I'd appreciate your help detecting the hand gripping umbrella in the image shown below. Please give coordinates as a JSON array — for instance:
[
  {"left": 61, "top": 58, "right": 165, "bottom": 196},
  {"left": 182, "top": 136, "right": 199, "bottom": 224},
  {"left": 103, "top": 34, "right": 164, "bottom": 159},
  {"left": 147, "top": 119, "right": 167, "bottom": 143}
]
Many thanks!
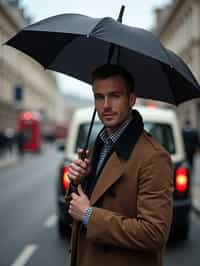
[{"left": 5, "top": 6, "right": 200, "bottom": 165}]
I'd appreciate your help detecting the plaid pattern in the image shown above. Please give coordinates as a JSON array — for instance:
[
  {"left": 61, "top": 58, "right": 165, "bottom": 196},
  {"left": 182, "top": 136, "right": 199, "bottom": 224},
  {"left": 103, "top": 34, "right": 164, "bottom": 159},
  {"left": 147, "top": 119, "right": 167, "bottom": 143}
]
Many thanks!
[{"left": 95, "top": 115, "right": 133, "bottom": 176}]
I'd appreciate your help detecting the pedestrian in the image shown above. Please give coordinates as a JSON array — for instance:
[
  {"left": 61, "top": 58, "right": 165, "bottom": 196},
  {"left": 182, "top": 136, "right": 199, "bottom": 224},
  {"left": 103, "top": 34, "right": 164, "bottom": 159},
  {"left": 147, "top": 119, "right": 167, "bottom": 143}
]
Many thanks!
[
  {"left": 182, "top": 119, "right": 200, "bottom": 172},
  {"left": 0, "top": 129, "right": 6, "bottom": 157},
  {"left": 16, "top": 131, "right": 26, "bottom": 156},
  {"left": 67, "top": 64, "right": 174, "bottom": 266},
  {"left": 5, "top": 128, "right": 15, "bottom": 154}
]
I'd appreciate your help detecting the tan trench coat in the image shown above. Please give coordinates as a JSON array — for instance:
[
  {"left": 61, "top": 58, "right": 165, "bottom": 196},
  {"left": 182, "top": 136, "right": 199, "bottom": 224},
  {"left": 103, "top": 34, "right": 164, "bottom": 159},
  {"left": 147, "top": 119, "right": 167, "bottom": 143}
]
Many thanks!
[{"left": 69, "top": 131, "right": 173, "bottom": 266}]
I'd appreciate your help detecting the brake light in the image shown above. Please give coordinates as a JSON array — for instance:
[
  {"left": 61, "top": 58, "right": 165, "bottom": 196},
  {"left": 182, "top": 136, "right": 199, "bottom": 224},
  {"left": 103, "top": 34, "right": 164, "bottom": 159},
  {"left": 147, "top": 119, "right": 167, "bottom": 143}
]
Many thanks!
[
  {"left": 62, "top": 166, "right": 71, "bottom": 190},
  {"left": 175, "top": 167, "right": 188, "bottom": 193}
]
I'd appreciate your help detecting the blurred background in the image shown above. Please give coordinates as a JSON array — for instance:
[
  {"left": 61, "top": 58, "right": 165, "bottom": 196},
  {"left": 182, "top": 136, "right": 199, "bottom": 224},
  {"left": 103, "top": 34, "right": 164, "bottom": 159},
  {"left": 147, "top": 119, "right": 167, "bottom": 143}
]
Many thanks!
[{"left": 0, "top": 0, "right": 200, "bottom": 265}]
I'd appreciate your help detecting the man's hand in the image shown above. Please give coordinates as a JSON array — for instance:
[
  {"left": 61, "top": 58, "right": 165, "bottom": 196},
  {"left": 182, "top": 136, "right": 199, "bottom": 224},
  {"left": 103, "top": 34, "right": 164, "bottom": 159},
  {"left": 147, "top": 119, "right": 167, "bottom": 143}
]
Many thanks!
[
  {"left": 68, "top": 149, "right": 91, "bottom": 185},
  {"left": 68, "top": 185, "right": 90, "bottom": 221}
]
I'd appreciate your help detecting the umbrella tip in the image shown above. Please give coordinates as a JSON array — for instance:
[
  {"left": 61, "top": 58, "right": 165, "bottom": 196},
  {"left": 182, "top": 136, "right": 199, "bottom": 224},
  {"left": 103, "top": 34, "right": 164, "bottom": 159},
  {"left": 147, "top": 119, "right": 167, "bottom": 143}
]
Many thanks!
[{"left": 118, "top": 5, "right": 125, "bottom": 23}]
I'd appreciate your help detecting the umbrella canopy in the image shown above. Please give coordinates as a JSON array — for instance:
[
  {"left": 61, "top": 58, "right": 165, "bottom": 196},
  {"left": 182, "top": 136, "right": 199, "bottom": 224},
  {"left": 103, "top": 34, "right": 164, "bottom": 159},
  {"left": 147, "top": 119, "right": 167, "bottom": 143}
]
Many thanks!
[{"left": 5, "top": 12, "right": 200, "bottom": 105}]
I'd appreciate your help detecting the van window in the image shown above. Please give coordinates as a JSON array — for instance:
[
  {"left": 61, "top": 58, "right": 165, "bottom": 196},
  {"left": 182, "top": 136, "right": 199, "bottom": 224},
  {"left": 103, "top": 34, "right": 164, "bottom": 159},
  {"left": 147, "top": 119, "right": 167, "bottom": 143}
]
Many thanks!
[
  {"left": 75, "top": 121, "right": 175, "bottom": 155},
  {"left": 75, "top": 122, "right": 102, "bottom": 152},
  {"left": 144, "top": 122, "right": 175, "bottom": 154}
]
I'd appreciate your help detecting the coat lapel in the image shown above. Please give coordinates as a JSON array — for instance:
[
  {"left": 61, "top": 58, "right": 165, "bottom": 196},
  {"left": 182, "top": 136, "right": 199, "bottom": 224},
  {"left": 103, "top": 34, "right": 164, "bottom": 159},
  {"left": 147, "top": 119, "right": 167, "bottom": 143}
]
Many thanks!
[{"left": 90, "top": 152, "right": 125, "bottom": 205}]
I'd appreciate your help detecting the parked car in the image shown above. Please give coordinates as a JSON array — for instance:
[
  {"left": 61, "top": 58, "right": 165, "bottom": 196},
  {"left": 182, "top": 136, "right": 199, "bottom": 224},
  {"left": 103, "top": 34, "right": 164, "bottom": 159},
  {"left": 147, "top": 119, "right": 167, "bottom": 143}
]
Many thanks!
[{"left": 56, "top": 105, "right": 191, "bottom": 240}]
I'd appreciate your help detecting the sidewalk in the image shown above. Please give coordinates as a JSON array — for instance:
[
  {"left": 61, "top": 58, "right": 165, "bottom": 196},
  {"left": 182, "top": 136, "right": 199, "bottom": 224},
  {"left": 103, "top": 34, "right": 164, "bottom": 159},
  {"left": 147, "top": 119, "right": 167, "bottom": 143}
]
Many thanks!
[
  {"left": 192, "top": 154, "right": 200, "bottom": 215},
  {"left": 0, "top": 149, "right": 19, "bottom": 169},
  {"left": 192, "top": 184, "right": 200, "bottom": 215}
]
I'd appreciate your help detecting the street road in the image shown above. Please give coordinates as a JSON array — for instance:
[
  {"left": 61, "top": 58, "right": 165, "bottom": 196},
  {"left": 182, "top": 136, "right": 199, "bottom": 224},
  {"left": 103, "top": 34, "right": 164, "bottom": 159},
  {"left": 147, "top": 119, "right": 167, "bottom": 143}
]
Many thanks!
[
  {"left": 0, "top": 145, "right": 67, "bottom": 266},
  {"left": 0, "top": 145, "right": 200, "bottom": 266}
]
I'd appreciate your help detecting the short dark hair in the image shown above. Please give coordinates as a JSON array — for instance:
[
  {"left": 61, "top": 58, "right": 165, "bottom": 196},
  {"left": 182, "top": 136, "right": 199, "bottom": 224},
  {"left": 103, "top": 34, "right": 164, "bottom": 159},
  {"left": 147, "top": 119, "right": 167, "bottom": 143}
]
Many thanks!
[{"left": 91, "top": 64, "right": 135, "bottom": 93}]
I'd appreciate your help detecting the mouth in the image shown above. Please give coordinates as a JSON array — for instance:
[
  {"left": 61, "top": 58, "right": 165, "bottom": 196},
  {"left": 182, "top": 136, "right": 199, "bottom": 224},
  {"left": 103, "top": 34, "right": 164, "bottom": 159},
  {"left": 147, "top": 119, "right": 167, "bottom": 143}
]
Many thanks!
[
  {"left": 103, "top": 113, "right": 114, "bottom": 117},
  {"left": 102, "top": 113, "right": 115, "bottom": 120}
]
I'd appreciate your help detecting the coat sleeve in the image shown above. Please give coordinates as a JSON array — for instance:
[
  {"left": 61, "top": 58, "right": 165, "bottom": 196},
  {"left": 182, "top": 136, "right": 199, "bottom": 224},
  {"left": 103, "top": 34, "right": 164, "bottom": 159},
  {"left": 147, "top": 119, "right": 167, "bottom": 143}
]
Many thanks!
[{"left": 86, "top": 151, "right": 174, "bottom": 252}]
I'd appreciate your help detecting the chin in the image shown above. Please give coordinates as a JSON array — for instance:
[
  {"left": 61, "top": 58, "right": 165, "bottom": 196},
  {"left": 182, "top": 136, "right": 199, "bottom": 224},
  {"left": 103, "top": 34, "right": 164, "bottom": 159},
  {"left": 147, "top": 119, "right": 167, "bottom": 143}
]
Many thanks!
[{"left": 104, "top": 121, "right": 119, "bottom": 129}]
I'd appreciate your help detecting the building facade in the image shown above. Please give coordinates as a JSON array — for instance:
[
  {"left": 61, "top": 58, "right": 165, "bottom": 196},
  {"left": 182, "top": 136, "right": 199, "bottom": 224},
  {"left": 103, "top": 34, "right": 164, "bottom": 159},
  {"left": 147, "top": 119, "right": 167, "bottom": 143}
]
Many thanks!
[
  {"left": 154, "top": 0, "right": 200, "bottom": 131},
  {"left": 0, "top": 0, "right": 67, "bottom": 134}
]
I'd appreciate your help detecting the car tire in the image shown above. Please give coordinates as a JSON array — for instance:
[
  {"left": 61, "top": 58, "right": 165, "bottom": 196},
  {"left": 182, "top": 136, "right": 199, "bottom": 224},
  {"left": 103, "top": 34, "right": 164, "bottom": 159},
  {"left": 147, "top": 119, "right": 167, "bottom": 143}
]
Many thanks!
[
  {"left": 58, "top": 219, "right": 71, "bottom": 239},
  {"left": 179, "top": 223, "right": 190, "bottom": 241},
  {"left": 172, "top": 222, "right": 190, "bottom": 241}
]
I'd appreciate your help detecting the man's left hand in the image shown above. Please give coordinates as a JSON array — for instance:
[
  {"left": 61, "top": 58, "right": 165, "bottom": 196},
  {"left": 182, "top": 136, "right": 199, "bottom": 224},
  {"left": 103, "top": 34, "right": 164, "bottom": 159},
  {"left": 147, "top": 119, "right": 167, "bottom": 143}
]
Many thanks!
[{"left": 68, "top": 184, "right": 90, "bottom": 221}]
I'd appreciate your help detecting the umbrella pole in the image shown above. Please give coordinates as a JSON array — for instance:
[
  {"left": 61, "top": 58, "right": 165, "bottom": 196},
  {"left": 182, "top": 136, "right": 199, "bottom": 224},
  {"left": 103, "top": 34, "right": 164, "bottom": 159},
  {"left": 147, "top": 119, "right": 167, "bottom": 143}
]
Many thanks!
[
  {"left": 81, "top": 108, "right": 97, "bottom": 159},
  {"left": 107, "top": 5, "right": 125, "bottom": 64}
]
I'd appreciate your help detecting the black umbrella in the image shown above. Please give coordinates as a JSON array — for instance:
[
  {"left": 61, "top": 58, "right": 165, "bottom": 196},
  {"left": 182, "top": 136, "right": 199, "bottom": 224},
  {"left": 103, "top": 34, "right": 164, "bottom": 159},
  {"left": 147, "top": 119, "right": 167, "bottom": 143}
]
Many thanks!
[
  {"left": 4, "top": 6, "right": 200, "bottom": 153},
  {"left": 5, "top": 8, "right": 200, "bottom": 105}
]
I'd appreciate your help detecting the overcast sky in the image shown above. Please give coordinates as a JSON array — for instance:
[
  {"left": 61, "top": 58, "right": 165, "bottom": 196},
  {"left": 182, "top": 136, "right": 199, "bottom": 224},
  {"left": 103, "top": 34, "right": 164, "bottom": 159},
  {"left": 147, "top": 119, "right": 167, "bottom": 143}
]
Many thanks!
[{"left": 20, "top": 0, "right": 171, "bottom": 99}]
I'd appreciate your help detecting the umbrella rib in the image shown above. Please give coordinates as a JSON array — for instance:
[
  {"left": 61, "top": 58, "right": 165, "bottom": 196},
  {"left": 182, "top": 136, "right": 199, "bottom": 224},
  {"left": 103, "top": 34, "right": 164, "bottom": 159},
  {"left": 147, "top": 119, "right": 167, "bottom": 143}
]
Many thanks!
[
  {"left": 44, "top": 17, "right": 109, "bottom": 69},
  {"left": 160, "top": 63, "right": 178, "bottom": 105},
  {"left": 158, "top": 41, "right": 174, "bottom": 69},
  {"left": 44, "top": 34, "right": 80, "bottom": 69},
  {"left": 89, "top": 17, "right": 109, "bottom": 36}
]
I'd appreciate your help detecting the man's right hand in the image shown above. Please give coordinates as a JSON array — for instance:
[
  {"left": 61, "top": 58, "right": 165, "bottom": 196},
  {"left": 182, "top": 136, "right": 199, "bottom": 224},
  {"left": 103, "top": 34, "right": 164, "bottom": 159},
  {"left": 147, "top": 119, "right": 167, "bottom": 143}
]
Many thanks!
[{"left": 68, "top": 149, "right": 91, "bottom": 185}]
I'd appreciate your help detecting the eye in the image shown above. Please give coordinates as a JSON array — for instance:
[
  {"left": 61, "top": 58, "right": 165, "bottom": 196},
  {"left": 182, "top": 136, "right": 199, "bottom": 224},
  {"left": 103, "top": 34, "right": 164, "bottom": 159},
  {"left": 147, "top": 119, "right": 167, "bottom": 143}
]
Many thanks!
[
  {"left": 94, "top": 94, "right": 104, "bottom": 101},
  {"left": 110, "top": 93, "right": 120, "bottom": 99}
]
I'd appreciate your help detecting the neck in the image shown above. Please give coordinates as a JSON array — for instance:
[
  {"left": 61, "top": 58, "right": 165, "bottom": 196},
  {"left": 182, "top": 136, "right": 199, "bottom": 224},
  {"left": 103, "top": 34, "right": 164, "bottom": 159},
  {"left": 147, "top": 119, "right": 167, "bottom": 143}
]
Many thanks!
[{"left": 106, "top": 111, "right": 133, "bottom": 136}]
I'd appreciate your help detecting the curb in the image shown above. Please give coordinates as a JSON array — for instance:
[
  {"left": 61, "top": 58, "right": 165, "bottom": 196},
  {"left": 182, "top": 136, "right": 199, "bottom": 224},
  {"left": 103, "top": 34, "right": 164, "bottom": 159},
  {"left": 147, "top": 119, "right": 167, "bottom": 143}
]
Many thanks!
[
  {"left": 192, "top": 204, "right": 200, "bottom": 217},
  {"left": 0, "top": 157, "right": 18, "bottom": 169}
]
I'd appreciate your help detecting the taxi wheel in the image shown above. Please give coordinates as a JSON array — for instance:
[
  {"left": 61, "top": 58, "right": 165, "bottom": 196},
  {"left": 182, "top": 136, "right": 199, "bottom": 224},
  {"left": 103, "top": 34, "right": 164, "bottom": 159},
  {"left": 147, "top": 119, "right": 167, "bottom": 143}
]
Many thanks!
[
  {"left": 179, "top": 223, "right": 190, "bottom": 241},
  {"left": 175, "top": 223, "right": 190, "bottom": 241}
]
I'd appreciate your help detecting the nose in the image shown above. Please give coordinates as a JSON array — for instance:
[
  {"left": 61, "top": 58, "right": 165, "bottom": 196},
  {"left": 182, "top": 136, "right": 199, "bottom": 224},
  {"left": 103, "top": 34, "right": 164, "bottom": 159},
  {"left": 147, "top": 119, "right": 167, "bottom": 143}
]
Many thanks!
[{"left": 103, "top": 96, "right": 110, "bottom": 109}]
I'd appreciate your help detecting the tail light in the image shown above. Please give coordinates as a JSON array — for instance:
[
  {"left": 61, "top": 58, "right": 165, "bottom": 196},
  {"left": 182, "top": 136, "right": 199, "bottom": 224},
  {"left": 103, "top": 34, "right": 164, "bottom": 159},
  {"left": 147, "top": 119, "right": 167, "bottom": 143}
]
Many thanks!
[
  {"left": 175, "top": 167, "right": 189, "bottom": 193},
  {"left": 62, "top": 166, "right": 71, "bottom": 190}
]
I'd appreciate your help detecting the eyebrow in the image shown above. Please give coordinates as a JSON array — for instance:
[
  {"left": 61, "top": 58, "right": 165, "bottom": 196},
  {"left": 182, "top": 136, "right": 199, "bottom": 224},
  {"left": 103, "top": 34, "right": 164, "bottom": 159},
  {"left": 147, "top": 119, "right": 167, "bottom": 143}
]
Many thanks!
[{"left": 94, "top": 90, "right": 123, "bottom": 96}]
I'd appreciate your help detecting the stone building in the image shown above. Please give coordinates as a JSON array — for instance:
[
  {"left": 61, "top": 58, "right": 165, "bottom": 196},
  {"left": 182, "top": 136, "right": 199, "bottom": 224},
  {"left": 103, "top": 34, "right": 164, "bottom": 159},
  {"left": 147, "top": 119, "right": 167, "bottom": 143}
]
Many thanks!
[
  {"left": 154, "top": 0, "right": 200, "bottom": 131},
  {"left": 0, "top": 0, "right": 67, "bottom": 135}
]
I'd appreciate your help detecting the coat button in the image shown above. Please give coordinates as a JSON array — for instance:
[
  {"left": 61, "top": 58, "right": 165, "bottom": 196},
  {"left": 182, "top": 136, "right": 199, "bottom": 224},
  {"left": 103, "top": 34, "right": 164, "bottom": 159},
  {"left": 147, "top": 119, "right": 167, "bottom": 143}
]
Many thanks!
[
  {"left": 102, "top": 245, "right": 109, "bottom": 253},
  {"left": 109, "top": 190, "right": 116, "bottom": 197},
  {"left": 96, "top": 199, "right": 103, "bottom": 207}
]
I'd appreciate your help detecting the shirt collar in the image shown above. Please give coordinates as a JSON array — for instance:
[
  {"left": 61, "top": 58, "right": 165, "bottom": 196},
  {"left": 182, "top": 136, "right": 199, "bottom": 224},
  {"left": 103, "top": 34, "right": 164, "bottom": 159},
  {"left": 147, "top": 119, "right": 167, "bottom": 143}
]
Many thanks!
[{"left": 99, "top": 115, "right": 133, "bottom": 145}]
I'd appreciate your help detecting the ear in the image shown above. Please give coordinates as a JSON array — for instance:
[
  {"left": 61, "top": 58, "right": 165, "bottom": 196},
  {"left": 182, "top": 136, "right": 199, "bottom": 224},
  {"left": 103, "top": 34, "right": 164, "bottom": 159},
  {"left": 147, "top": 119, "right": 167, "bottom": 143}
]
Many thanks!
[{"left": 129, "top": 93, "right": 136, "bottom": 107}]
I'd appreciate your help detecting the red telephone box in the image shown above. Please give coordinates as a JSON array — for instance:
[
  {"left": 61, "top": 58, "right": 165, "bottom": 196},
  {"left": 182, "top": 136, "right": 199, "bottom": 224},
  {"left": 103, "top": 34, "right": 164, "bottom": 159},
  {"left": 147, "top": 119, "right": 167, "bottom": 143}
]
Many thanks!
[{"left": 18, "top": 112, "right": 41, "bottom": 152}]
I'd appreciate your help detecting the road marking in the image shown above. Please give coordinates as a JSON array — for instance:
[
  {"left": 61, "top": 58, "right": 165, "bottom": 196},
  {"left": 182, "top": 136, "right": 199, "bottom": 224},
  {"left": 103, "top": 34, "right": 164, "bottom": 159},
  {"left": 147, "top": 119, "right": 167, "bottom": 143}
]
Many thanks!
[
  {"left": 44, "top": 214, "right": 57, "bottom": 228},
  {"left": 11, "top": 244, "right": 38, "bottom": 266}
]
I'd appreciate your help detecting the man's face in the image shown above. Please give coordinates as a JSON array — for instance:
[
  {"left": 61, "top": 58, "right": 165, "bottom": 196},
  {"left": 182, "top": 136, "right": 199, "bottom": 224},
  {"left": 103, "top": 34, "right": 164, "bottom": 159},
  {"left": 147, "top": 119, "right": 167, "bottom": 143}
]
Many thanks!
[{"left": 92, "top": 75, "right": 136, "bottom": 135}]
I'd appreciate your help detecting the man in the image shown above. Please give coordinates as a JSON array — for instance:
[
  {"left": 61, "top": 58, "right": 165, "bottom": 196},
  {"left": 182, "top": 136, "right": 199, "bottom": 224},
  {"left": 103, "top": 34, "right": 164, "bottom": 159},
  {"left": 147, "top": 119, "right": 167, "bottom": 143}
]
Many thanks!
[
  {"left": 182, "top": 119, "right": 200, "bottom": 172},
  {"left": 67, "top": 64, "right": 173, "bottom": 266}
]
